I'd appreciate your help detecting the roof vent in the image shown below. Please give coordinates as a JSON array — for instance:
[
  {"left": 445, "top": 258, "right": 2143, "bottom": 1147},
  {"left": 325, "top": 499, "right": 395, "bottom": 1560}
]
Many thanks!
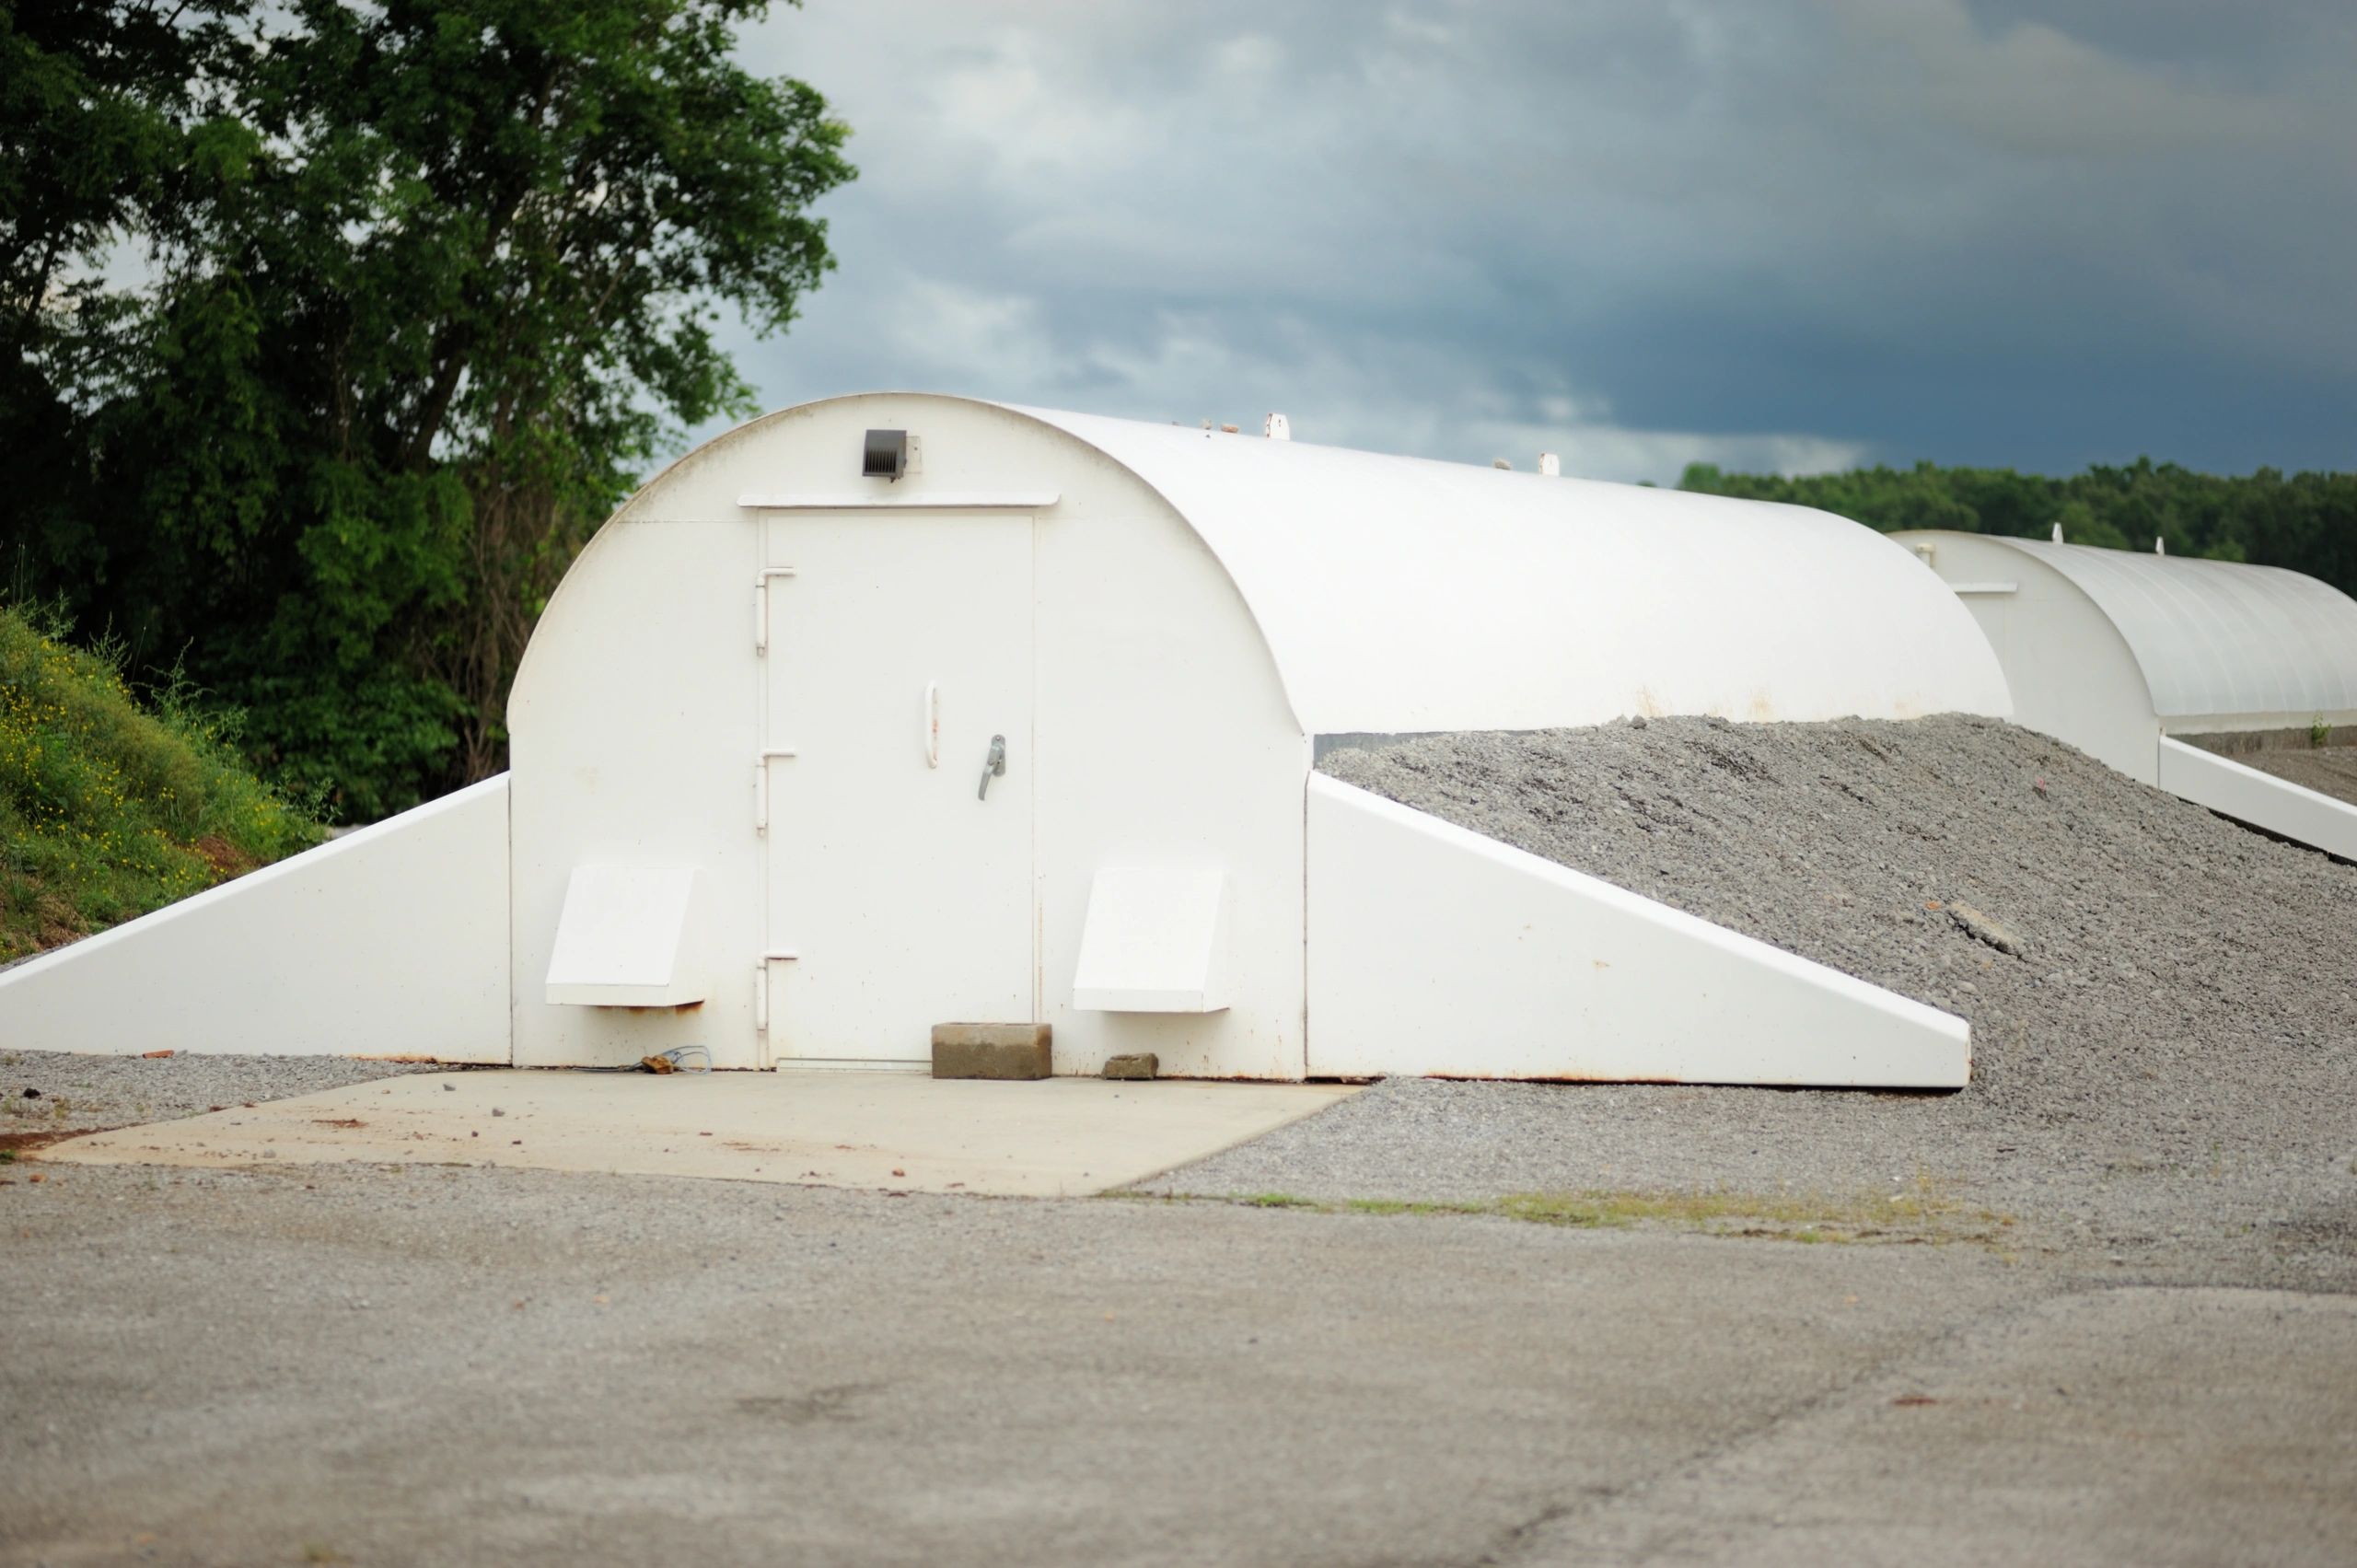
[
  {"left": 2155, "top": 536, "right": 2166, "bottom": 556},
  {"left": 1492, "top": 458, "right": 1513, "bottom": 471},
  {"left": 862, "top": 428, "right": 907, "bottom": 482},
  {"left": 2051, "top": 521, "right": 2063, "bottom": 543},
  {"left": 1538, "top": 452, "right": 1561, "bottom": 477},
  {"left": 1264, "top": 412, "right": 1290, "bottom": 440}
]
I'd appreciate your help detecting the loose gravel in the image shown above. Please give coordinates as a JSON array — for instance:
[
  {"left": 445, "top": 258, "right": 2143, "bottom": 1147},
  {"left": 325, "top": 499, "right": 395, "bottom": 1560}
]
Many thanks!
[
  {"left": 1171, "top": 715, "right": 2357, "bottom": 1281},
  {"left": 2, "top": 1049, "right": 441, "bottom": 1140},
  {"left": 1319, "top": 714, "right": 2357, "bottom": 1135}
]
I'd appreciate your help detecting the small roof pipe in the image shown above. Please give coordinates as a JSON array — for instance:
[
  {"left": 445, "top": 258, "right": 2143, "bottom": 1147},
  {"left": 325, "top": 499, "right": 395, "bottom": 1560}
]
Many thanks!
[{"left": 1538, "top": 452, "right": 1561, "bottom": 477}]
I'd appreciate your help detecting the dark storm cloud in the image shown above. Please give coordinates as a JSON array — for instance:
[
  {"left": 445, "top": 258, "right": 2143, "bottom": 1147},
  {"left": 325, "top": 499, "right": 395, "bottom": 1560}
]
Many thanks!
[{"left": 726, "top": 0, "right": 2357, "bottom": 481}]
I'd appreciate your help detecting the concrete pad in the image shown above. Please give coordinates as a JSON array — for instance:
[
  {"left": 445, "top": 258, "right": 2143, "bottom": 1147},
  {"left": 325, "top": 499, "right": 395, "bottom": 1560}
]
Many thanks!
[{"left": 36, "top": 1069, "right": 1358, "bottom": 1196}]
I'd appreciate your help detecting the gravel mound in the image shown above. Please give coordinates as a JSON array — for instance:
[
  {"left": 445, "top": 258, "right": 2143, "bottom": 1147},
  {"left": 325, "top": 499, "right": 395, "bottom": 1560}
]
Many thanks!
[
  {"left": 1165, "top": 716, "right": 2357, "bottom": 1265},
  {"left": 1318, "top": 714, "right": 2355, "bottom": 1136}
]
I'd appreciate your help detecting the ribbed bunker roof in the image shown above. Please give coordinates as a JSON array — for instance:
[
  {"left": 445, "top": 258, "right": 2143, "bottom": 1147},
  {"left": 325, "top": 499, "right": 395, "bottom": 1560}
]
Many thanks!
[
  {"left": 1959, "top": 535, "right": 2357, "bottom": 720},
  {"left": 1011, "top": 404, "right": 2013, "bottom": 735}
]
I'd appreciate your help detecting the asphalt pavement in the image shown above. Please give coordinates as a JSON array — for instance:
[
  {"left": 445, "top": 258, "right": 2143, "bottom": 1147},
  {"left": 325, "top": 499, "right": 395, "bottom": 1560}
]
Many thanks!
[{"left": 6, "top": 1154, "right": 2351, "bottom": 1568}]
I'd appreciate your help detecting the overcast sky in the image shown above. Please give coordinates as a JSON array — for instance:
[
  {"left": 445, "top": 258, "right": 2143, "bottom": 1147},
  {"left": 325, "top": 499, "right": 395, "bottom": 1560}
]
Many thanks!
[{"left": 724, "top": 0, "right": 2357, "bottom": 483}]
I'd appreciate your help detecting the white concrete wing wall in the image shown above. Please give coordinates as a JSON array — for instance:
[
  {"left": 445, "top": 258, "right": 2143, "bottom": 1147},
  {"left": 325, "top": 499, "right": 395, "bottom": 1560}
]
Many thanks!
[
  {"left": 2156, "top": 739, "right": 2357, "bottom": 862},
  {"left": 1306, "top": 777, "right": 1969, "bottom": 1087},
  {"left": 0, "top": 776, "right": 511, "bottom": 1061}
]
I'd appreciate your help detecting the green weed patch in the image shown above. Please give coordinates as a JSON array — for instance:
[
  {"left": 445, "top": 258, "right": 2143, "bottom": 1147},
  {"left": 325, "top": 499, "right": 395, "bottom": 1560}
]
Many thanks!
[
  {"left": 0, "top": 605, "right": 321, "bottom": 960},
  {"left": 1115, "top": 1179, "right": 2014, "bottom": 1247}
]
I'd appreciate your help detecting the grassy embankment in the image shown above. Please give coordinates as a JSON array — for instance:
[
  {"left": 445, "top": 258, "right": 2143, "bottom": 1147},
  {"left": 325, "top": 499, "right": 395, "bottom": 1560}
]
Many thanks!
[{"left": 0, "top": 605, "right": 321, "bottom": 962}]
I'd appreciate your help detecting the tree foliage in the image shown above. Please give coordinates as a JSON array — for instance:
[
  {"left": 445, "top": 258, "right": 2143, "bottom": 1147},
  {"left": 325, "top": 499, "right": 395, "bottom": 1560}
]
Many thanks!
[
  {"left": 3, "top": 0, "right": 853, "bottom": 819},
  {"left": 1679, "top": 458, "right": 2357, "bottom": 600}
]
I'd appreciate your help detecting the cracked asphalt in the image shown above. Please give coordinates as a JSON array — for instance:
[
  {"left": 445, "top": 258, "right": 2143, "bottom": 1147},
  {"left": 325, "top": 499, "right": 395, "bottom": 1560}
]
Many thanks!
[{"left": 6, "top": 1109, "right": 2352, "bottom": 1567}]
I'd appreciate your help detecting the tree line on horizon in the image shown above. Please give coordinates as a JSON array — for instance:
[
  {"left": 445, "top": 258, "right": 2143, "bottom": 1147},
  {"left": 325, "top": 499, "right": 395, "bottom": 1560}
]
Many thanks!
[
  {"left": 2, "top": 0, "right": 852, "bottom": 820},
  {"left": 1678, "top": 457, "right": 2357, "bottom": 601}
]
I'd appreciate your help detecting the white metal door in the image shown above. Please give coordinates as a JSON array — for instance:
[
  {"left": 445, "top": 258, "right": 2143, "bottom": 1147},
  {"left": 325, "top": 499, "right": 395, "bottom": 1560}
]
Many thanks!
[{"left": 760, "top": 512, "right": 1034, "bottom": 1065}]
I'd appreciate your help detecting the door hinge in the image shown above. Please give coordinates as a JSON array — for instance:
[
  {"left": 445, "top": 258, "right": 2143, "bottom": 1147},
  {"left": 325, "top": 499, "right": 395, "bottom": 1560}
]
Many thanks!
[
  {"left": 755, "top": 950, "right": 797, "bottom": 1035},
  {"left": 754, "top": 748, "right": 797, "bottom": 831},
  {"left": 754, "top": 567, "right": 796, "bottom": 654}
]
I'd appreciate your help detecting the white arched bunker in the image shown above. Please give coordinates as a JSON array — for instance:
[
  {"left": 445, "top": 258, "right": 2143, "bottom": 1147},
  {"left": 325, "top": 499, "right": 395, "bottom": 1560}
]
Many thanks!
[
  {"left": 1898, "top": 529, "right": 2357, "bottom": 861},
  {"left": 0, "top": 395, "right": 2019, "bottom": 1086}
]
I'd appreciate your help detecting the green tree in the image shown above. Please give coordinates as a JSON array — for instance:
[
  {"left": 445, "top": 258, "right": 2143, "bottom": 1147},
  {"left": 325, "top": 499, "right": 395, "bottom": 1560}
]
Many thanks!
[
  {"left": 1681, "top": 457, "right": 2357, "bottom": 600},
  {"left": 5, "top": 0, "right": 853, "bottom": 819},
  {"left": 0, "top": 1, "right": 239, "bottom": 608}
]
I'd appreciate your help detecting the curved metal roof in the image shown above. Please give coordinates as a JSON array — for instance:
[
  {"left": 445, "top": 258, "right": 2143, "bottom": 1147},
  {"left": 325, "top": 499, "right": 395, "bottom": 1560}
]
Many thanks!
[
  {"left": 1013, "top": 404, "right": 2012, "bottom": 734},
  {"left": 1962, "top": 535, "right": 2357, "bottom": 720}
]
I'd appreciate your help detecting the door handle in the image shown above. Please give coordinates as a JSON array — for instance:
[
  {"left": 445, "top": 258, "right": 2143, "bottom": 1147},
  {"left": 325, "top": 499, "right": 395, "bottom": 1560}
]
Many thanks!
[{"left": 978, "top": 734, "right": 1006, "bottom": 800}]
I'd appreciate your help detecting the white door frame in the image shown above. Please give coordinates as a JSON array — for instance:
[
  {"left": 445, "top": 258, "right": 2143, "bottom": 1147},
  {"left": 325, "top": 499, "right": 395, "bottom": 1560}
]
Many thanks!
[{"left": 753, "top": 509, "right": 1037, "bottom": 1068}]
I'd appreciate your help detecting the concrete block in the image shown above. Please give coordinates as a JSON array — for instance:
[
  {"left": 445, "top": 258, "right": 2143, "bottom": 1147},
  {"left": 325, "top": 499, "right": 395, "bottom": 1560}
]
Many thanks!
[
  {"left": 931, "top": 1023, "right": 1051, "bottom": 1080},
  {"left": 1102, "top": 1052, "right": 1159, "bottom": 1081}
]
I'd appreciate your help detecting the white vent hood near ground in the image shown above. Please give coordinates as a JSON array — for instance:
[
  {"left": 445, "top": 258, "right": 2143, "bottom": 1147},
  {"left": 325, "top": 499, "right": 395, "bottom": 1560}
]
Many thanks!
[
  {"left": 1071, "top": 867, "right": 1232, "bottom": 1013},
  {"left": 545, "top": 865, "right": 705, "bottom": 1007}
]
